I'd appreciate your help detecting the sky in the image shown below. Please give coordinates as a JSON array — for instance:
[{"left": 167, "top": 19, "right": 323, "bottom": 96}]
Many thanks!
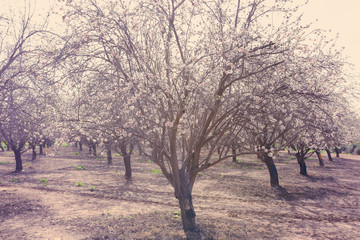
[{"left": 302, "top": 1, "right": 360, "bottom": 77}]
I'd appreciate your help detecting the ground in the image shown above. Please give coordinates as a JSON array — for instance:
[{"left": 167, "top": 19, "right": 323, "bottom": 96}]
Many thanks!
[{"left": 0, "top": 146, "right": 360, "bottom": 240}]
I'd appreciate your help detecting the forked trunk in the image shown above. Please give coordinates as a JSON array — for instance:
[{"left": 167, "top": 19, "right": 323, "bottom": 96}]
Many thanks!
[
  {"left": 316, "top": 151, "right": 324, "bottom": 166},
  {"left": 107, "top": 148, "right": 112, "bottom": 165},
  {"left": 264, "top": 156, "right": 279, "bottom": 187},
  {"left": 326, "top": 149, "right": 333, "bottom": 161},
  {"left": 14, "top": 149, "right": 23, "bottom": 172},
  {"left": 295, "top": 153, "right": 307, "bottom": 176}
]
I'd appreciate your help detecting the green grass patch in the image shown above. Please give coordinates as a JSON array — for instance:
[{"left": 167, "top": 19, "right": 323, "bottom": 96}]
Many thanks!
[
  {"left": 73, "top": 152, "right": 80, "bottom": 155},
  {"left": 288, "top": 156, "right": 296, "bottom": 159},
  {"left": 151, "top": 169, "right": 162, "bottom": 174},
  {"left": 256, "top": 167, "right": 265, "bottom": 170},
  {"left": 283, "top": 161, "right": 289, "bottom": 164},
  {"left": 0, "top": 161, "right": 11, "bottom": 165},
  {"left": 172, "top": 211, "right": 181, "bottom": 217},
  {"left": 24, "top": 162, "right": 30, "bottom": 166},
  {"left": 89, "top": 185, "right": 96, "bottom": 191},
  {"left": 75, "top": 182, "right": 84, "bottom": 187},
  {"left": 115, "top": 153, "right": 121, "bottom": 157},
  {"left": 75, "top": 164, "right": 86, "bottom": 170},
  {"left": 61, "top": 142, "right": 69, "bottom": 147},
  {"left": 10, "top": 178, "right": 20, "bottom": 182},
  {"left": 40, "top": 178, "right": 48, "bottom": 185}
]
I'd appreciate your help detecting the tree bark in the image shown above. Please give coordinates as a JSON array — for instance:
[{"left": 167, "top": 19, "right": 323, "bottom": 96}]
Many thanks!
[
  {"left": 0, "top": 142, "right": 4, "bottom": 151},
  {"left": 123, "top": 155, "right": 131, "bottom": 180},
  {"left": 31, "top": 145, "right": 37, "bottom": 161},
  {"left": 92, "top": 144, "right": 97, "bottom": 156},
  {"left": 120, "top": 144, "right": 132, "bottom": 180},
  {"left": 178, "top": 192, "right": 201, "bottom": 240},
  {"left": 107, "top": 147, "right": 112, "bottom": 165},
  {"left": 264, "top": 156, "right": 279, "bottom": 187},
  {"left": 6, "top": 142, "right": 11, "bottom": 151},
  {"left": 316, "top": 151, "right": 324, "bottom": 166},
  {"left": 232, "top": 144, "right": 237, "bottom": 162},
  {"left": 335, "top": 147, "right": 340, "bottom": 158},
  {"left": 295, "top": 153, "right": 307, "bottom": 176},
  {"left": 79, "top": 142, "right": 83, "bottom": 151},
  {"left": 39, "top": 144, "right": 44, "bottom": 155},
  {"left": 14, "top": 149, "right": 23, "bottom": 172},
  {"left": 325, "top": 149, "right": 333, "bottom": 161}
]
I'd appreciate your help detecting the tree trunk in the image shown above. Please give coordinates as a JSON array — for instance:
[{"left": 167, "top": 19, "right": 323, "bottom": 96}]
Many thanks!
[
  {"left": 264, "top": 156, "right": 279, "bottom": 187},
  {"left": 79, "top": 142, "right": 83, "bottom": 151},
  {"left": 31, "top": 145, "right": 37, "bottom": 161},
  {"left": 178, "top": 193, "right": 201, "bottom": 240},
  {"left": 75, "top": 141, "right": 78, "bottom": 148},
  {"left": 296, "top": 153, "right": 307, "bottom": 176},
  {"left": 6, "top": 142, "right": 11, "bottom": 151},
  {"left": 316, "top": 151, "right": 324, "bottom": 166},
  {"left": 107, "top": 148, "right": 112, "bottom": 165},
  {"left": 14, "top": 149, "right": 23, "bottom": 172},
  {"left": 39, "top": 144, "right": 44, "bottom": 155},
  {"left": 92, "top": 144, "right": 96, "bottom": 156},
  {"left": 0, "top": 143, "right": 4, "bottom": 151},
  {"left": 137, "top": 142, "right": 143, "bottom": 156},
  {"left": 325, "top": 149, "right": 333, "bottom": 161},
  {"left": 232, "top": 144, "right": 237, "bottom": 162},
  {"left": 335, "top": 147, "right": 340, "bottom": 158},
  {"left": 123, "top": 155, "right": 131, "bottom": 180}
]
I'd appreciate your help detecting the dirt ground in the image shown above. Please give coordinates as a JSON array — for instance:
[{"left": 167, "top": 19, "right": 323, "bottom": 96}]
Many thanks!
[{"left": 1, "top": 146, "right": 360, "bottom": 240}]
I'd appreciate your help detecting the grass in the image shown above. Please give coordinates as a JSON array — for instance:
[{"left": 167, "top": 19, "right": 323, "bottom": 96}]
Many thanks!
[
  {"left": 151, "top": 169, "right": 162, "bottom": 174},
  {"left": 89, "top": 185, "right": 97, "bottom": 191},
  {"left": 24, "top": 162, "right": 30, "bottom": 165},
  {"left": 172, "top": 211, "right": 181, "bottom": 216},
  {"left": 40, "top": 178, "right": 48, "bottom": 185},
  {"left": 76, "top": 164, "right": 86, "bottom": 170},
  {"left": 75, "top": 182, "right": 84, "bottom": 187},
  {"left": 61, "top": 142, "right": 69, "bottom": 147},
  {"left": 288, "top": 156, "right": 296, "bottom": 159},
  {"left": 256, "top": 167, "right": 265, "bottom": 170},
  {"left": 115, "top": 153, "right": 121, "bottom": 157},
  {"left": 10, "top": 178, "right": 20, "bottom": 182},
  {"left": 73, "top": 152, "right": 80, "bottom": 155},
  {"left": 0, "top": 161, "right": 11, "bottom": 165},
  {"left": 283, "top": 161, "right": 289, "bottom": 164}
]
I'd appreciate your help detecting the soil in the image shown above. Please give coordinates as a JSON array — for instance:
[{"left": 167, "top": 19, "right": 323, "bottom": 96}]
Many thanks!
[{"left": 1, "top": 146, "right": 360, "bottom": 240}]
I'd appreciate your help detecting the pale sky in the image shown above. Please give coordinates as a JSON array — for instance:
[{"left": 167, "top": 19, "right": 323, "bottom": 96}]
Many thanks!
[{"left": 302, "top": 0, "right": 360, "bottom": 77}]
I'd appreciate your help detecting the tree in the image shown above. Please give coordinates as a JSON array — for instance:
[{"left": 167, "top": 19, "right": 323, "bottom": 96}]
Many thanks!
[{"left": 56, "top": 0, "right": 352, "bottom": 238}]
